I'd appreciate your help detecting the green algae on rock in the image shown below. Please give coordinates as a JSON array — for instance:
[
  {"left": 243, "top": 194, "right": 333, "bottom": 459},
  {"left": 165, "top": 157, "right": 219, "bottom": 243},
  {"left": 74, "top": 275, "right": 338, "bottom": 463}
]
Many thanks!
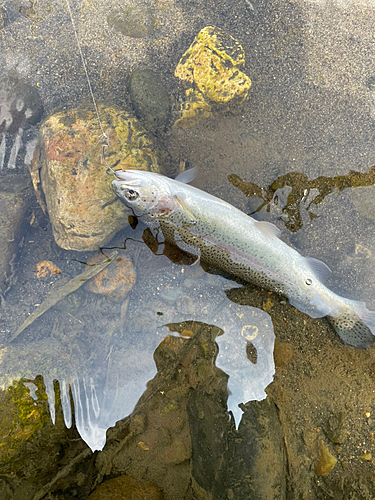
[
  {"left": 39, "top": 104, "right": 162, "bottom": 251},
  {"left": 174, "top": 26, "right": 251, "bottom": 128},
  {"left": 0, "top": 378, "right": 52, "bottom": 466}
]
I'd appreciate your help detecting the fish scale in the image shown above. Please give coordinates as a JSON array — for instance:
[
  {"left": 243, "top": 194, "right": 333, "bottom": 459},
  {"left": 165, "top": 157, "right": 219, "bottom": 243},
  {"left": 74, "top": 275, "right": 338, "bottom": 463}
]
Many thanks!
[{"left": 112, "top": 168, "right": 375, "bottom": 349}]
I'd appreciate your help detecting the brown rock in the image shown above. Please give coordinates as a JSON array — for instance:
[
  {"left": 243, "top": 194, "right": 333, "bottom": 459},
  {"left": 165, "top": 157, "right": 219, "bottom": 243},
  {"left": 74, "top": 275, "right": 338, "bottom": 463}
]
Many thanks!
[
  {"left": 87, "top": 475, "right": 163, "bottom": 500},
  {"left": 86, "top": 252, "right": 136, "bottom": 301},
  {"left": 39, "top": 104, "right": 162, "bottom": 251}
]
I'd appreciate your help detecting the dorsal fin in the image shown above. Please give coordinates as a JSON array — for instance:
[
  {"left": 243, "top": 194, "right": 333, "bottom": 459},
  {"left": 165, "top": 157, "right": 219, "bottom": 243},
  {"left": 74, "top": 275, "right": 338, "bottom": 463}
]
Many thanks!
[
  {"left": 175, "top": 167, "right": 198, "bottom": 184},
  {"left": 254, "top": 220, "right": 281, "bottom": 239},
  {"left": 303, "top": 257, "right": 332, "bottom": 283}
]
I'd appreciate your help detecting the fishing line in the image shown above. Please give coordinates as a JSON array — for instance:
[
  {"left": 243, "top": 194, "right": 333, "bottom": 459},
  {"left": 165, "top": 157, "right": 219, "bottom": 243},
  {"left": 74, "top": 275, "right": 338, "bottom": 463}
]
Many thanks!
[{"left": 63, "top": 0, "right": 116, "bottom": 174}]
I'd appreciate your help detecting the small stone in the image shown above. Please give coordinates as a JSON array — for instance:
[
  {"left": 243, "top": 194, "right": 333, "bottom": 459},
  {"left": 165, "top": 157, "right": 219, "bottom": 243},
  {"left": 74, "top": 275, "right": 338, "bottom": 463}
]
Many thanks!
[
  {"left": 86, "top": 253, "right": 136, "bottom": 301},
  {"left": 36, "top": 260, "right": 61, "bottom": 278},
  {"left": 326, "top": 412, "right": 347, "bottom": 444},
  {"left": 137, "top": 441, "right": 149, "bottom": 451},
  {"left": 107, "top": 7, "right": 157, "bottom": 38},
  {"left": 87, "top": 475, "right": 163, "bottom": 499},
  {"left": 359, "top": 453, "right": 372, "bottom": 461},
  {"left": 180, "top": 329, "right": 194, "bottom": 338},
  {"left": 315, "top": 440, "right": 337, "bottom": 477}
]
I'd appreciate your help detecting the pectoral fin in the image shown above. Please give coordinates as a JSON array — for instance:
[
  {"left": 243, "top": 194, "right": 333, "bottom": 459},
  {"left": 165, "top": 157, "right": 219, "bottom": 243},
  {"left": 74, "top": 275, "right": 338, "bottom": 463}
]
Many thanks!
[{"left": 174, "top": 193, "right": 197, "bottom": 225}]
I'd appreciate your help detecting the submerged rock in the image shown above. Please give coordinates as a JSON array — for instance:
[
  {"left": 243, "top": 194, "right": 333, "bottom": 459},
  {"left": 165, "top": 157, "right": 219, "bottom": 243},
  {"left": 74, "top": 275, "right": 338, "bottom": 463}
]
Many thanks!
[
  {"left": 107, "top": 6, "right": 157, "bottom": 38},
  {"left": 0, "top": 76, "right": 43, "bottom": 172},
  {"left": 87, "top": 475, "right": 163, "bottom": 499},
  {"left": 0, "top": 76, "right": 43, "bottom": 134},
  {"left": 0, "top": 379, "right": 50, "bottom": 467},
  {"left": 129, "top": 68, "right": 170, "bottom": 134},
  {"left": 39, "top": 103, "right": 162, "bottom": 251},
  {"left": 174, "top": 26, "right": 251, "bottom": 128},
  {"left": 0, "top": 175, "right": 31, "bottom": 295},
  {"left": 326, "top": 412, "right": 347, "bottom": 444},
  {"left": 87, "top": 252, "right": 136, "bottom": 302}
]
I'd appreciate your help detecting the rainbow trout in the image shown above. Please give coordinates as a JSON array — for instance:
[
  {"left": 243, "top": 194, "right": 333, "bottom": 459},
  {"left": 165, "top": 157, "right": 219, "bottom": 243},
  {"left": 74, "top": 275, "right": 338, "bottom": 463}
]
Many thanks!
[{"left": 112, "top": 168, "right": 375, "bottom": 349}]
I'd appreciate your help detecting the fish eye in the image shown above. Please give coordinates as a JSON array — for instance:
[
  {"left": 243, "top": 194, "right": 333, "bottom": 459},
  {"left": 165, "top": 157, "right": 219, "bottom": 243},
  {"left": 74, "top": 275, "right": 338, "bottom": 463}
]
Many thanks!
[
  {"left": 305, "top": 278, "right": 313, "bottom": 286},
  {"left": 125, "top": 189, "right": 139, "bottom": 201}
]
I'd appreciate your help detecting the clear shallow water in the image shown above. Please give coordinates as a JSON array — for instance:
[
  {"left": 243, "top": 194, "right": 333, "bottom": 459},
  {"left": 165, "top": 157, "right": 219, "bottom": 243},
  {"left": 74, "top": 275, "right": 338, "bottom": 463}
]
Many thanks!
[{"left": 1, "top": 0, "right": 375, "bottom": 497}]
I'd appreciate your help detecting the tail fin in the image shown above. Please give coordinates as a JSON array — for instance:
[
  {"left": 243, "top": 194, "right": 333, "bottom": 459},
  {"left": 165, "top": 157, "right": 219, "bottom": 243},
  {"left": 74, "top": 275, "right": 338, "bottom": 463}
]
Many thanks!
[{"left": 328, "top": 301, "right": 375, "bottom": 349}]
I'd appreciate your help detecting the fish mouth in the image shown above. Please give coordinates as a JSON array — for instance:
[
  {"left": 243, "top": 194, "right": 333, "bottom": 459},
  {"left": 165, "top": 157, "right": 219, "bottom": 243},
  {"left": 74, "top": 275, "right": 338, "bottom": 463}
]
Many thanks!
[
  {"left": 114, "top": 169, "right": 131, "bottom": 180},
  {"left": 113, "top": 170, "right": 142, "bottom": 186}
]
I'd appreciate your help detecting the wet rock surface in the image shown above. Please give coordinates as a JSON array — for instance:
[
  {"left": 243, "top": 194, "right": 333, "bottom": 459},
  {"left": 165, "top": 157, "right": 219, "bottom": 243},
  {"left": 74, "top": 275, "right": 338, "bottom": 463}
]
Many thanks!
[
  {"left": 230, "top": 398, "right": 286, "bottom": 500},
  {"left": 39, "top": 103, "right": 162, "bottom": 251}
]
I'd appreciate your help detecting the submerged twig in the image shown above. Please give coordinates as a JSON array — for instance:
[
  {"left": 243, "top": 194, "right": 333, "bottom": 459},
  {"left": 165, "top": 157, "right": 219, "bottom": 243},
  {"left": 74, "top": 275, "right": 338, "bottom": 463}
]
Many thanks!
[
  {"left": 32, "top": 448, "right": 92, "bottom": 500},
  {"left": 9, "top": 251, "right": 118, "bottom": 343}
]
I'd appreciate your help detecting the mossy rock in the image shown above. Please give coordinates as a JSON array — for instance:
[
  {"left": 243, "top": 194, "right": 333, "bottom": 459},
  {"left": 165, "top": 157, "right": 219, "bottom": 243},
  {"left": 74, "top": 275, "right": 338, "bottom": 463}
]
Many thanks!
[{"left": 39, "top": 103, "right": 163, "bottom": 251}]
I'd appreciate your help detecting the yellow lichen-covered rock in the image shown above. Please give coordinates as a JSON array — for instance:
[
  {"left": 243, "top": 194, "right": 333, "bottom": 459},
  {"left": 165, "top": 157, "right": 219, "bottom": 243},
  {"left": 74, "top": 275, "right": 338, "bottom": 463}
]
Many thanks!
[
  {"left": 39, "top": 104, "right": 162, "bottom": 251},
  {"left": 175, "top": 88, "right": 213, "bottom": 130},
  {"left": 174, "top": 26, "right": 251, "bottom": 128}
]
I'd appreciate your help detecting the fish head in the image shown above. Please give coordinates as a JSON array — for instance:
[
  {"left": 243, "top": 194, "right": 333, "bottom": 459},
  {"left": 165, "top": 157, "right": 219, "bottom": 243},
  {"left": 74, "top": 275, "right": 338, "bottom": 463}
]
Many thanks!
[{"left": 112, "top": 169, "right": 179, "bottom": 218}]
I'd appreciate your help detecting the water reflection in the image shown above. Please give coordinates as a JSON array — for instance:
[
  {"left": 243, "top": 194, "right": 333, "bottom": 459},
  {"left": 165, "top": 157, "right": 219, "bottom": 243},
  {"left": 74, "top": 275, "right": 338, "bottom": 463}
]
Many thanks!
[
  {"left": 0, "top": 230, "right": 275, "bottom": 451},
  {"left": 229, "top": 165, "right": 375, "bottom": 232},
  {"left": 2, "top": 163, "right": 375, "bottom": 451}
]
